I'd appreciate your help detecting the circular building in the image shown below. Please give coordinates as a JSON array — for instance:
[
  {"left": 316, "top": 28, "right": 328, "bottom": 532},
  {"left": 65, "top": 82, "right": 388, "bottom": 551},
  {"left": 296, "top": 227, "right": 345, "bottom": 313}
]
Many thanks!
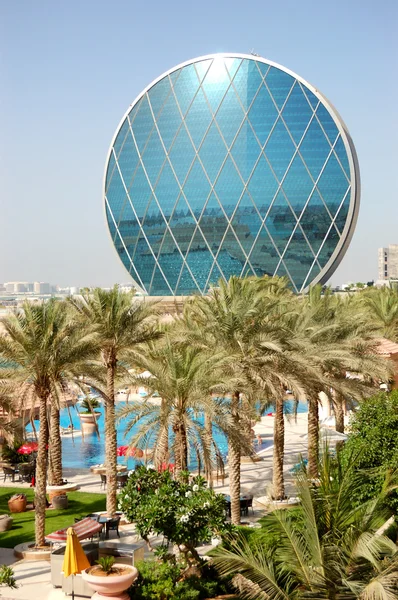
[{"left": 104, "top": 53, "right": 360, "bottom": 295}]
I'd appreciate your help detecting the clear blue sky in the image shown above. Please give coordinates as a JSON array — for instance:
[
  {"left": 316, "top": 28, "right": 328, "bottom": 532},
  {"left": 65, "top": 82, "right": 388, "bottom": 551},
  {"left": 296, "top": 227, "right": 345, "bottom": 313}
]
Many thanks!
[{"left": 1, "top": 0, "right": 397, "bottom": 288}]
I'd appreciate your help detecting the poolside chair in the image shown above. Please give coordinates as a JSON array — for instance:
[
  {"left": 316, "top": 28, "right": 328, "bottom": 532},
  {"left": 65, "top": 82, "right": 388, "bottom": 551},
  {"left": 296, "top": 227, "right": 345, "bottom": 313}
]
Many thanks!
[
  {"left": 239, "top": 499, "right": 247, "bottom": 516},
  {"left": 105, "top": 516, "right": 120, "bottom": 539},
  {"left": 86, "top": 513, "right": 100, "bottom": 522},
  {"left": 117, "top": 474, "right": 128, "bottom": 489},
  {"left": 19, "top": 464, "right": 34, "bottom": 483},
  {"left": 3, "top": 467, "right": 16, "bottom": 483},
  {"left": 74, "top": 516, "right": 103, "bottom": 540},
  {"left": 100, "top": 474, "right": 107, "bottom": 489},
  {"left": 86, "top": 515, "right": 103, "bottom": 541},
  {"left": 223, "top": 495, "right": 231, "bottom": 518},
  {"left": 245, "top": 497, "right": 254, "bottom": 515},
  {"left": 240, "top": 498, "right": 252, "bottom": 517}
]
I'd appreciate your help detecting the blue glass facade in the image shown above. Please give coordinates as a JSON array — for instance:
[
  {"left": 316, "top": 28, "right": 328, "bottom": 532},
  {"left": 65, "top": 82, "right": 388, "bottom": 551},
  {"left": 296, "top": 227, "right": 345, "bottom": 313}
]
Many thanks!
[{"left": 105, "top": 54, "right": 359, "bottom": 295}]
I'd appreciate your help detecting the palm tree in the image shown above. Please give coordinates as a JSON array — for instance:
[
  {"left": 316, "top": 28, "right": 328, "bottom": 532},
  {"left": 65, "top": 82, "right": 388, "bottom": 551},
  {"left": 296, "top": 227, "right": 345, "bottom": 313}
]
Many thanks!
[
  {"left": 362, "top": 287, "right": 398, "bottom": 342},
  {"left": 185, "top": 277, "right": 267, "bottom": 522},
  {"left": 327, "top": 337, "right": 392, "bottom": 435},
  {"left": 212, "top": 447, "right": 398, "bottom": 599},
  {"left": 0, "top": 300, "right": 96, "bottom": 546},
  {"left": 292, "top": 286, "right": 392, "bottom": 476},
  {"left": 249, "top": 335, "right": 324, "bottom": 499},
  {"left": 68, "top": 286, "right": 160, "bottom": 515},
  {"left": 185, "top": 276, "right": 298, "bottom": 519},
  {"left": 117, "top": 334, "right": 244, "bottom": 478}
]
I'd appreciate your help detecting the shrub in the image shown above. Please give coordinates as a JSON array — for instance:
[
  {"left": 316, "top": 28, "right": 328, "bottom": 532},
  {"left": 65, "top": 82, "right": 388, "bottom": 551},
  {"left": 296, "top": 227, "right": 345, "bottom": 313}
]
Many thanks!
[
  {"left": 340, "top": 390, "right": 398, "bottom": 510},
  {"left": 0, "top": 564, "right": 17, "bottom": 589},
  {"left": 1, "top": 441, "right": 28, "bottom": 464},
  {"left": 132, "top": 559, "right": 231, "bottom": 600},
  {"left": 118, "top": 466, "right": 229, "bottom": 564}
]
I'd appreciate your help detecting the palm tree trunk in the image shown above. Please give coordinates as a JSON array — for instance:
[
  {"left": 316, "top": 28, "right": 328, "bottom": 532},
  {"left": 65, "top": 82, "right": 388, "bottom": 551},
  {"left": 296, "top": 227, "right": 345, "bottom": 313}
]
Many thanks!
[
  {"left": 35, "top": 395, "right": 49, "bottom": 547},
  {"left": 105, "top": 361, "right": 117, "bottom": 516},
  {"left": 229, "top": 391, "right": 241, "bottom": 525},
  {"left": 173, "top": 421, "right": 188, "bottom": 475},
  {"left": 173, "top": 425, "right": 182, "bottom": 474},
  {"left": 46, "top": 406, "right": 53, "bottom": 485},
  {"left": 293, "top": 398, "right": 299, "bottom": 424},
  {"left": 334, "top": 393, "right": 345, "bottom": 434},
  {"left": 48, "top": 403, "right": 63, "bottom": 486},
  {"left": 241, "top": 394, "right": 252, "bottom": 457},
  {"left": 272, "top": 395, "right": 285, "bottom": 500},
  {"left": 307, "top": 395, "right": 319, "bottom": 478},
  {"left": 204, "top": 412, "right": 214, "bottom": 488},
  {"left": 154, "top": 398, "right": 169, "bottom": 469},
  {"left": 181, "top": 421, "right": 188, "bottom": 472}
]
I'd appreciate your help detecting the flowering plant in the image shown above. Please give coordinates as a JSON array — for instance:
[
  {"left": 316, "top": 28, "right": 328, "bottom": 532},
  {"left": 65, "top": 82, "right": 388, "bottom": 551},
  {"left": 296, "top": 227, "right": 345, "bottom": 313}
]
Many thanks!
[{"left": 118, "top": 466, "right": 228, "bottom": 563}]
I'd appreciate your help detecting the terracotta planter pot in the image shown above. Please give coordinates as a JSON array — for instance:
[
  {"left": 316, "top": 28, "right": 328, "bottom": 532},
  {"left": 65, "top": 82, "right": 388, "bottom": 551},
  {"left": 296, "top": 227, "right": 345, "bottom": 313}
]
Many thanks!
[
  {"left": 51, "top": 494, "right": 68, "bottom": 509},
  {"left": 48, "top": 490, "right": 67, "bottom": 503},
  {"left": 82, "top": 564, "right": 138, "bottom": 600},
  {"left": 80, "top": 412, "right": 101, "bottom": 434},
  {"left": 0, "top": 514, "right": 13, "bottom": 531},
  {"left": 79, "top": 412, "right": 101, "bottom": 424},
  {"left": 8, "top": 496, "right": 27, "bottom": 513}
]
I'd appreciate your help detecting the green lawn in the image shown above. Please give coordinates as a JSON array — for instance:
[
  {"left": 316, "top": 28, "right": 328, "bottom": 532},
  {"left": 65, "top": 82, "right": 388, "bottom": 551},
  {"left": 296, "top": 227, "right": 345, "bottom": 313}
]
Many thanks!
[{"left": 0, "top": 488, "right": 106, "bottom": 548}]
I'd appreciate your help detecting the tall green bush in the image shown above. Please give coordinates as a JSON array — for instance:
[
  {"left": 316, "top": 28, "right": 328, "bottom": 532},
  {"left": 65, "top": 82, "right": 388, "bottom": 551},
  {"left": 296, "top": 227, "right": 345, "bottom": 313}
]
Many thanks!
[
  {"left": 132, "top": 560, "right": 226, "bottom": 600},
  {"left": 340, "top": 389, "right": 398, "bottom": 509},
  {"left": 1, "top": 441, "right": 28, "bottom": 465},
  {"left": 118, "top": 466, "right": 228, "bottom": 563}
]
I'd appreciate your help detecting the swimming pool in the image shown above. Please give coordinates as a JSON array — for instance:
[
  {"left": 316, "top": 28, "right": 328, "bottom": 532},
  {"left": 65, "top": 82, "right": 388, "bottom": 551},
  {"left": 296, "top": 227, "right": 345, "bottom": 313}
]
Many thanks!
[{"left": 26, "top": 399, "right": 308, "bottom": 470}]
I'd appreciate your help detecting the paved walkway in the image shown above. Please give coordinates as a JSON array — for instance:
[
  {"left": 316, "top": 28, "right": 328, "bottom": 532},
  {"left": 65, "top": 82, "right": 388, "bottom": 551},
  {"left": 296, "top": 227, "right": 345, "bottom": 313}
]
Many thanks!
[{"left": 0, "top": 413, "right": 312, "bottom": 599}]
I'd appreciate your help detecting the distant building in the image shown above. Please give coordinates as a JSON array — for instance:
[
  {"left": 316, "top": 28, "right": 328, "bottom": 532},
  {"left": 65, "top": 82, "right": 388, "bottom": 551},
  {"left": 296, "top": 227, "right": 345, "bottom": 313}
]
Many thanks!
[
  {"left": 5, "top": 281, "right": 30, "bottom": 293},
  {"left": 378, "top": 245, "right": 398, "bottom": 280},
  {"left": 33, "top": 282, "right": 51, "bottom": 294}
]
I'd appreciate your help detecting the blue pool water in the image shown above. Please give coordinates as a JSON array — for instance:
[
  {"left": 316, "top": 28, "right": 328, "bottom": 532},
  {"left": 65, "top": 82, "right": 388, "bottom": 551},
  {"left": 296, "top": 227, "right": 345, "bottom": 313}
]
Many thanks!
[{"left": 26, "top": 399, "right": 308, "bottom": 470}]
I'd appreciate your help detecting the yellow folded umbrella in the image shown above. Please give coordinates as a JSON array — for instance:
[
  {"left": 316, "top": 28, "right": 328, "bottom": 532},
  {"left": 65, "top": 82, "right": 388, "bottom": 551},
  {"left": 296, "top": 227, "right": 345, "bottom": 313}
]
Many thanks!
[{"left": 62, "top": 527, "right": 90, "bottom": 599}]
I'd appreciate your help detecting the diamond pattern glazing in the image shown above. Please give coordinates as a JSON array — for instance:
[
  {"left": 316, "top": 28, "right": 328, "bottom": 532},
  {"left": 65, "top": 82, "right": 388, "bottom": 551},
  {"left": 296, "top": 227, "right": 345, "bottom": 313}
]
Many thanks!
[{"left": 105, "top": 54, "right": 359, "bottom": 294}]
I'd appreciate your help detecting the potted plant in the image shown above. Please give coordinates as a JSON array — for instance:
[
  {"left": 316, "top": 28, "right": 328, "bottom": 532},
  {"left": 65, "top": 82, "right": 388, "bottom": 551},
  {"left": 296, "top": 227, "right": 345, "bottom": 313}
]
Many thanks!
[
  {"left": 51, "top": 493, "right": 68, "bottom": 509},
  {"left": 0, "top": 514, "right": 13, "bottom": 532},
  {"left": 81, "top": 556, "right": 138, "bottom": 600},
  {"left": 79, "top": 397, "right": 102, "bottom": 432},
  {"left": 8, "top": 493, "right": 27, "bottom": 513}
]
